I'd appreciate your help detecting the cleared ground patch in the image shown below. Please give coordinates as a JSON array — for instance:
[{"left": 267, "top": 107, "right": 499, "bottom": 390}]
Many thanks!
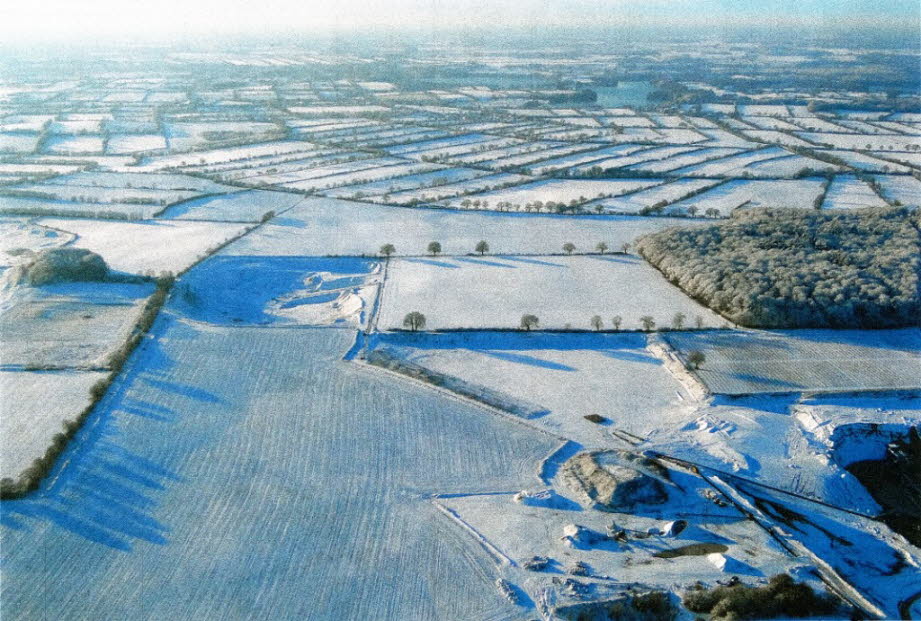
[
  {"left": 376, "top": 254, "right": 725, "bottom": 331},
  {"left": 666, "top": 329, "right": 921, "bottom": 395}
]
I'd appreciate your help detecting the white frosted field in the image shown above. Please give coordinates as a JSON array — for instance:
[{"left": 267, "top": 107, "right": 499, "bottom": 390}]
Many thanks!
[
  {"left": 589, "top": 179, "right": 722, "bottom": 214},
  {"left": 0, "top": 219, "right": 73, "bottom": 266},
  {"left": 376, "top": 254, "right": 726, "bottom": 331},
  {"left": 9, "top": 182, "right": 199, "bottom": 206},
  {"left": 0, "top": 196, "right": 162, "bottom": 219},
  {"left": 627, "top": 147, "right": 744, "bottom": 173},
  {"left": 670, "top": 178, "right": 826, "bottom": 215},
  {"left": 1, "top": 283, "right": 151, "bottom": 368},
  {"left": 226, "top": 197, "right": 691, "bottom": 257},
  {"left": 44, "top": 135, "right": 105, "bottom": 155},
  {"left": 817, "top": 150, "right": 912, "bottom": 173},
  {"left": 38, "top": 218, "right": 251, "bottom": 275},
  {"left": 872, "top": 174, "right": 921, "bottom": 206},
  {"left": 0, "top": 133, "right": 41, "bottom": 153},
  {"left": 571, "top": 145, "right": 701, "bottom": 173},
  {"left": 797, "top": 132, "right": 921, "bottom": 151},
  {"left": 0, "top": 370, "right": 108, "bottom": 481},
  {"left": 442, "top": 178, "right": 662, "bottom": 208},
  {"left": 164, "top": 189, "right": 305, "bottom": 221},
  {"left": 370, "top": 331, "right": 694, "bottom": 444},
  {"left": 821, "top": 175, "right": 888, "bottom": 209},
  {"left": 321, "top": 167, "right": 488, "bottom": 198},
  {"left": 385, "top": 172, "right": 531, "bottom": 205},
  {"left": 105, "top": 134, "right": 168, "bottom": 154}
]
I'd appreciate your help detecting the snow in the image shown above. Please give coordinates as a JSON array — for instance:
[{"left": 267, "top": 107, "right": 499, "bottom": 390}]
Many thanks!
[
  {"left": 226, "top": 197, "right": 690, "bottom": 257},
  {"left": 376, "top": 254, "right": 726, "bottom": 331},
  {"left": 0, "top": 369, "right": 108, "bottom": 481},
  {"left": 367, "top": 331, "right": 694, "bottom": 446},
  {"left": 174, "top": 256, "right": 380, "bottom": 328},
  {"left": 44, "top": 135, "right": 105, "bottom": 155},
  {"left": 669, "top": 178, "right": 826, "bottom": 215},
  {"left": 1, "top": 282, "right": 152, "bottom": 368},
  {"left": 821, "top": 175, "right": 888, "bottom": 209},
  {"left": 105, "top": 134, "right": 167, "bottom": 154},
  {"left": 665, "top": 328, "right": 921, "bottom": 396},
  {"left": 0, "top": 219, "right": 73, "bottom": 266},
  {"left": 162, "top": 190, "right": 304, "bottom": 221},
  {"left": 37, "top": 218, "right": 251, "bottom": 275},
  {"left": 442, "top": 178, "right": 662, "bottom": 208},
  {"left": 872, "top": 174, "right": 921, "bottom": 207},
  {"left": 589, "top": 179, "right": 721, "bottom": 214}
]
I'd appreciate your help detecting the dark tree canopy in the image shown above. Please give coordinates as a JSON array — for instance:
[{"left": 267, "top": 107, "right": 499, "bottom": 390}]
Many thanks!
[{"left": 637, "top": 207, "right": 920, "bottom": 329}]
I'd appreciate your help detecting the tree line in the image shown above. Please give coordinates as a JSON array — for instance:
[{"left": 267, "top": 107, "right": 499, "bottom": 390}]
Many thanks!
[{"left": 637, "top": 207, "right": 920, "bottom": 329}]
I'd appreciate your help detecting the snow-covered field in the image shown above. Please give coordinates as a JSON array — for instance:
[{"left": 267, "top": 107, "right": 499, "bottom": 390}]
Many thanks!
[
  {"left": 0, "top": 133, "right": 41, "bottom": 153},
  {"left": 0, "top": 321, "right": 556, "bottom": 620},
  {"left": 666, "top": 328, "right": 921, "bottom": 395},
  {"left": 821, "top": 175, "right": 888, "bottom": 209},
  {"left": 0, "top": 219, "right": 73, "bottom": 266},
  {"left": 588, "top": 179, "right": 722, "bottom": 214},
  {"left": 442, "top": 178, "right": 662, "bottom": 208},
  {"left": 321, "top": 167, "right": 488, "bottom": 199},
  {"left": 1, "top": 282, "right": 151, "bottom": 368},
  {"left": 174, "top": 256, "right": 380, "bottom": 327},
  {"left": 872, "top": 174, "right": 921, "bottom": 206},
  {"left": 162, "top": 190, "right": 304, "bottom": 221},
  {"left": 227, "top": 197, "right": 690, "bottom": 257},
  {"left": 0, "top": 369, "right": 107, "bottom": 481},
  {"left": 669, "top": 178, "right": 826, "bottom": 215},
  {"left": 376, "top": 254, "right": 726, "bottom": 331},
  {"left": 385, "top": 172, "right": 531, "bottom": 205},
  {"left": 0, "top": 195, "right": 163, "bottom": 219},
  {"left": 44, "top": 135, "right": 105, "bottom": 155},
  {"left": 368, "top": 331, "right": 693, "bottom": 445},
  {"left": 106, "top": 134, "right": 167, "bottom": 154},
  {"left": 38, "top": 218, "right": 251, "bottom": 275},
  {"left": 797, "top": 132, "right": 921, "bottom": 151}
]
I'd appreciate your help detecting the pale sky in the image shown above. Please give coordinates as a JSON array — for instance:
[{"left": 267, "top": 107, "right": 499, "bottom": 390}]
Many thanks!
[{"left": 1, "top": 0, "right": 917, "bottom": 43}]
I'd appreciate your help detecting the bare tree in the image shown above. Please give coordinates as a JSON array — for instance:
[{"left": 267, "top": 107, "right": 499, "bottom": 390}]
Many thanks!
[
  {"left": 596, "top": 241, "right": 608, "bottom": 254},
  {"left": 672, "top": 312, "right": 686, "bottom": 330},
  {"left": 590, "top": 315, "right": 603, "bottom": 331},
  {"left": 379, "top": 243, "right": 395, "bottom": 258},
  {"left": 686, "top": 350, "right": 706, "bottom": 370},
  {"left": 403, "top": 311, "right": 426, "bottom": 331},
  {"left": 694, "top": 315, "right": 704, "bottom": 329},
  {"left": 640, "top": 316, "right": 656, "bottom": 331},
  {"left": 621, "top": 242, "right": 630, "bottom": 254},
  {"left": 611, "top": 315, "right": 622, "bottom": 330},
  {"left": 427, "top": 241, "right": 442, "bottom": 256},
  {"left": 520, "top": 314, "right": 539, "bottom": 331},
  {"left": 475, "top": 240, "right": 489, "bottom": 255},
  {"left": 563, "top": 242, "right": 576, "bottom": 255}
]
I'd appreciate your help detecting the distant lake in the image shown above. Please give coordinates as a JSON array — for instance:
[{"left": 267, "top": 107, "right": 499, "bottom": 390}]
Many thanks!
[{"left": 595, "top": 81, "right": 654, "bottom": 108}]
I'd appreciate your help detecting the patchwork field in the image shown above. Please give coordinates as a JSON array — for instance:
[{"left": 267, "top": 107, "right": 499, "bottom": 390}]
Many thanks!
[
  {"left": 376, "top": 254, "right": 726, "bottom": 331},
  {"left": 666, "top": 328, "right": 921, "bottom": 395}
]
